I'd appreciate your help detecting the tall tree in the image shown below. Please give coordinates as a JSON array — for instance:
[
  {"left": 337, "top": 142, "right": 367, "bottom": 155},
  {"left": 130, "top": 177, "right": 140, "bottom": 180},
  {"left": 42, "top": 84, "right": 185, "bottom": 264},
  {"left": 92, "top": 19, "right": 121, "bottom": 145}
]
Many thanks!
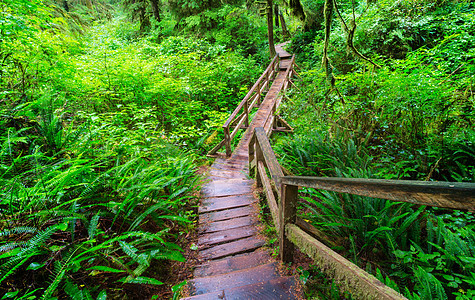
[
  {"left": 267, "top": 0, "right": 276, "bottom": 57},
  {"left": 150, "top": 0, "right": 161, "bottom": 22}
]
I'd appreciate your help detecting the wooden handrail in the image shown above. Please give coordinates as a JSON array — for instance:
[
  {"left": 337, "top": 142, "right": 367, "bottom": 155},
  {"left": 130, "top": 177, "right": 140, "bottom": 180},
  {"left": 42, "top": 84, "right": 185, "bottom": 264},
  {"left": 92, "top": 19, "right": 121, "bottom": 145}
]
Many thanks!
[
  {"left": 249, "top": 125, "right": 475, "bottom": 299},
  {"left": 208, "top": 54, "right": 298, "bottom": 157},
  {"left": 223, "top": 55, "right": 279, "bottom": 129},
  {"left": 280, "top": 176, "right": 475, "bottom": 211}
]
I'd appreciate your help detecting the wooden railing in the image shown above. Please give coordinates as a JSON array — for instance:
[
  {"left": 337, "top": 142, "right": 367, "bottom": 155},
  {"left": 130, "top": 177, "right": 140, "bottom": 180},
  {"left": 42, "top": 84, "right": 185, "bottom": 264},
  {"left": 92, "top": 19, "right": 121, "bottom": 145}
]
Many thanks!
[
  {"left": 249, "top": 126, "right": 475, "bottom": 299},
  {"left": 207, "top": 54, "right": 296, "bottom": 157},
  {"left": 207, "top": 55, "right": 279, "bottom": 157}
]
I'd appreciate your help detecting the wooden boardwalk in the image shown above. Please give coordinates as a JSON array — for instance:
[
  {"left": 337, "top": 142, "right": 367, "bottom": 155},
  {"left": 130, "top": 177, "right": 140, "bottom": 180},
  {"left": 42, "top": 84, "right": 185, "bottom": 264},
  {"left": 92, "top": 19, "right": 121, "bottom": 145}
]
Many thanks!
[{"left": 182, "top": 44, "right": 302, "bottom": 300}]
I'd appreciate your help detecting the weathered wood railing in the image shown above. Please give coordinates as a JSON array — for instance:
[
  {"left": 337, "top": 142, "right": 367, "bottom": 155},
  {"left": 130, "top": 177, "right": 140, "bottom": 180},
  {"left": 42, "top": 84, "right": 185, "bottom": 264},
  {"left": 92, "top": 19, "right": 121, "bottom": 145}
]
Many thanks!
[
  {"left": 263, "top": 55, "right": 296, "bottom": 136},
  {"left": 207, "top": 55, "right": 279, "bottom": 157},
  {"left": 208, "top": 54, "right": 297, "bottom": 157},
  {"left": 249, "top": 126, "right": 475, "bottom": 299}
]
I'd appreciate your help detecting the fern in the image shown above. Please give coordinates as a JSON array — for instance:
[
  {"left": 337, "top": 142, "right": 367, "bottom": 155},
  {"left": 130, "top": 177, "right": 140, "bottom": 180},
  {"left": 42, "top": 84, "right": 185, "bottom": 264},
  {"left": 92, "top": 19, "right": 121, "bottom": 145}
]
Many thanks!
[{"left": 88, "top": 212, "right": 101, "bottom": 239}]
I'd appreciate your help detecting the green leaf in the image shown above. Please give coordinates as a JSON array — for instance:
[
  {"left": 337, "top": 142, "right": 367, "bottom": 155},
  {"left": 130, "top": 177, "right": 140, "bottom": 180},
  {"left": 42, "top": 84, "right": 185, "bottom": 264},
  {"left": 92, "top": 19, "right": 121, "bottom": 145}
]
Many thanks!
[
  {"left": 97, "top": 290, "right": 107, "bottom": 300},
  {"left": 27, "top": 262, "right": 45, "bottom": 270},
  {"left": 57, "top": 223, "right": 68, "bottom": 231},
  {"left": 86, "top": 266, "right": 126, "bottom": 273},
  {"left": 1, "top": 291, "right": 19, "bottom": 299},
  {"left": 117, "top": 276, "right": 164, "bottom": 285}
]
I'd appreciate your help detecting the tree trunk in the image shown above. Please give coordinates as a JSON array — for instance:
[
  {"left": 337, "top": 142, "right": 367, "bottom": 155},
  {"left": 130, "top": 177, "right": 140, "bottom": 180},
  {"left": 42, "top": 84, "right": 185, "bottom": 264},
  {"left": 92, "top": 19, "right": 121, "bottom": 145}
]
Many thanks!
[
  {"left": 274, "top": 5, "right": 279, "bottom": 28},
  {"left": 150, "top": 0, "right": 161, "bottom": 22},
  {"left": 279, "top": 12, "right": 289, "bottom": 38},
  {"left": 267, "top": 0, "right": 276, "bottom": 57}
]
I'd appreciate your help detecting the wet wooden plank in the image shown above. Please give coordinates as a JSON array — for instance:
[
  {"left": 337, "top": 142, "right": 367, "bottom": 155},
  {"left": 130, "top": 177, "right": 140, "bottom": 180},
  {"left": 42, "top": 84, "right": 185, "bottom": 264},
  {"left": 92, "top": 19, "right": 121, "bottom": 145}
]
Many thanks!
[
  {"left": 193, "top": 251, "right": 270, "bottom": 278},
  {"left": 200, "top": 194, "right": 256, "bottom": 213},
  {"left": 200, "top": 235, "right": 265, "bottom": 260},
  {"left": 209, "top": 162, "right": 247, "bottom": 172},
  {"left": 198, "top": 225, "right": 259, "bottom": 249},
  {"left": 207, "top": 169, "right": 248, "bottom": 180},
  {"left": 199, "top": 216, "right": 256, "bottom": 234},
  {"left": 200, "top": 206, "right": 255, "bottom": 223},
  {"left": 182, "top": 276, "right": 299, "bottom": 300},
  {"left": 223, "top": 276, "right": 299, "bottom": 300},
  {"left": 201, "top": 179, "right": 253, "bottom": 198},
  {"left": 187, "top": 263, "right": 278, "bottom": 295}
]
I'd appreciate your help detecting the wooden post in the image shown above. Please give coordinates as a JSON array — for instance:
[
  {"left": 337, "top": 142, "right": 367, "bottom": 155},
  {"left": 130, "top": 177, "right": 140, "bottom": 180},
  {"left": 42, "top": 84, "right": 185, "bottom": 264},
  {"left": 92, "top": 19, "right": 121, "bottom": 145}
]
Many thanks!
[
  {"left": 224, "top": 126, "right": 232, "bottom": 157},
  {"left": 257, "top": 81, "right": 262, "bottom": 106},
  {"left": 273, "top": 103, "right": 277, "bottom": 128},
  {"left": 266, "top": 68, "right": 270, "bottom": 90},
  {"left": 255, "top": 142, "right": 264, "bottom": 188},
  {"left": 249, "top": 132, "right": 256, "bottom": 174},
  {"left": 279, "top": 183, "right": 298, "bottom": 263},
  {"left": 244, "top": 98, "right": 249, "bottom": 127}
]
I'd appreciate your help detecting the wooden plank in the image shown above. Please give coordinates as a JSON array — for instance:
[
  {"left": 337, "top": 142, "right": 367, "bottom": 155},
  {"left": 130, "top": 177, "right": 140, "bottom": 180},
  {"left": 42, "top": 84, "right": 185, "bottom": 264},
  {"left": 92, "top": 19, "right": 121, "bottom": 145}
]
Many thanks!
[
  {"left": 209, "top": 162, "right": 247, "bottom": 171},
  {"left": 186, "top": 263, "right": 278, "bottom": 296},
  {"left": 198, "top": 225, "right": 259, "bottom": 249},
  {"left": 199, "top": 216, "right": 256, "bottom": 234},
  {"left": 200, "top": 235, "right": 266, "bottom": 260},
  {"left": 207, "top": 169, "right": 248, "bottom": 180},
  {"left": 201, "top": 179, "right": 253, "bottom": 198},
  {"left": 286, "top": 224, "right": 406, "bottom": 300},
  {"left": 200, "top": 206, "right": 255, "bottom": 223},
  {"left": 182, "top": 277, "right": 300, "bottom": 300},
  {"left": 258, "top": 161, "right": 280, "bottom": 230},
  {"left": 281, "top": 176, "right": 475, "bottom": 211},
  {"left": 222, "top": 276, "right": 299, "bottom": 300},
  {"left": 200, "top": 194, "right": 256, "bottom": 213},
  {"left": 193, "top": 250, "right": 270, "bottom": 278}
]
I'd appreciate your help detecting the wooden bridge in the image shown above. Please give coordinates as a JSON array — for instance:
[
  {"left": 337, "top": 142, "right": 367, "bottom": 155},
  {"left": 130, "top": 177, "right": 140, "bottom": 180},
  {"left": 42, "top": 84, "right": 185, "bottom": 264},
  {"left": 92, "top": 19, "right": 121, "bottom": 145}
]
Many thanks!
[
  {"left": 181, "top": 43, "right": 301, "bottom": 299},
  {"left": 181, "top": 44, "right": 475, "bottom": 300}
]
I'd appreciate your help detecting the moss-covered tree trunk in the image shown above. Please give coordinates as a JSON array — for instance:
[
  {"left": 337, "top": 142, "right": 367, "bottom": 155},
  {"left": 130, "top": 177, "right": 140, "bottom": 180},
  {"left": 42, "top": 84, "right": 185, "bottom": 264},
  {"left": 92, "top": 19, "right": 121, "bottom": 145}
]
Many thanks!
[
  {"left": 267, "top": 0, "right": 276, "bottom": 57},
  {"left": 150, "top": 0, "right": 161, "bottom": 22}
]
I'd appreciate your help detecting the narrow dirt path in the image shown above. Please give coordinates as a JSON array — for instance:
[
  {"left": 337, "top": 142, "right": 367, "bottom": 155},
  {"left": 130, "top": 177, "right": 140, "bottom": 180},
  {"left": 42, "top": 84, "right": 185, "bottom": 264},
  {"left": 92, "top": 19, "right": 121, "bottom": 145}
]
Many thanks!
[{"left": 181, "top": 44, "right": 302, "bottom": 300}]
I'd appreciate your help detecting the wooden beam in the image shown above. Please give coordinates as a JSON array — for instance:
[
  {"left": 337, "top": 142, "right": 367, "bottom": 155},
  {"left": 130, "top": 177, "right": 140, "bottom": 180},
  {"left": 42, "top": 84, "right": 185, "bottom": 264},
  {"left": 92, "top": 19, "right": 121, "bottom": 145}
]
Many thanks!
[
  {"left": 280, "top": 176, "right": 475, "bottom": 211},
  {"left": 286, "top": 224, "right": 407, "bottom": 299},
  {"left": 207, "top": 139, "right": 225, "bottom": 156},
  {"left": 258, "top": 161, "right": 280, "bottom": 230},
  {"left": 254, "top": 127, "right": 284, "bottom": 192},
  {"left": 280, "top": 184, "right": 298, "bottom": 263}
]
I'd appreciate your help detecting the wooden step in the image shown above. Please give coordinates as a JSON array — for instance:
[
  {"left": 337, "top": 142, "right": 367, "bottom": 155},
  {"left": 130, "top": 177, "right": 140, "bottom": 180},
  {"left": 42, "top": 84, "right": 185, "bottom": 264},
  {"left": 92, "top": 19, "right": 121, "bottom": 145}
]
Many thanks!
[
  {"left": 182, "top": 276, "right": 300, "bottom": 300},
  {"left": 198, "top": 225, "right": 259, "bottom": 249},
  {"left": 199, "top": 216, "right": 256, "bottom": 234},
  {"left": 200, "top": 206, "right": 255, "bottom": 223},
  {"left": 199, "top": 235, "right": 265, "bottom": 260},
  {"left": 194, "top": 250, "right": 270, "bottom": 278},
  {"left": 207, "top": 169, "right": 248, "bottom": 180},
  {"left": 186, "top": 262, "right": 279, "bottom": 296},
  {"left": 201, "top": 179, "right": 253, "bottom": 198},
  {"left": 199, "top": 194, "right": 255, "bottom": 213}
]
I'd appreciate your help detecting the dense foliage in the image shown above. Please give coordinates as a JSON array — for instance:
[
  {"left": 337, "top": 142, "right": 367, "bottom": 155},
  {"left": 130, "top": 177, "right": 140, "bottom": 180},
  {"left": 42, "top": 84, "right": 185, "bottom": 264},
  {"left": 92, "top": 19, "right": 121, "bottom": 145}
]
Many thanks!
[
  {"left": 2, "top": 0, "right": 474, "bottom": 299},
  {"left": 0, "top": 0, "right": 266, "bottom": 298},
  {"left": 275, "top": 0, "right": 475, "bottom": 299}
]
